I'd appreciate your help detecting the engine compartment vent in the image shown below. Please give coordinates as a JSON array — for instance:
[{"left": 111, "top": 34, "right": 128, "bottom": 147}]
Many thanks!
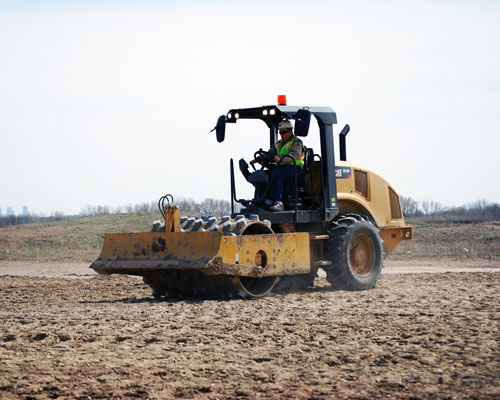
[
  {"left": 354, "top": 169, "right": 369, "bottom": 199},
  {"left": 388, "top": 187, "right": 403, "bottom": 219}
]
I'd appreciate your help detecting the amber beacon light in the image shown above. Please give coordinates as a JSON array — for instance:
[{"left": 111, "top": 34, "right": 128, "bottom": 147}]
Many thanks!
[{"left": 277, "top": 95, "right": 287, "bottom": 105}]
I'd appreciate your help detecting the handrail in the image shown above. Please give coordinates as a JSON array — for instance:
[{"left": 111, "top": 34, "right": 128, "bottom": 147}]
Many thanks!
[
  {"left": 313, "top": 154, "right": 327, "bottom": 213},
  {"left": 230, "top": 159, "right": 237, "bottom": 214},
  {"left": 279, "top": 154, "right": 299, "bottom": 218}
]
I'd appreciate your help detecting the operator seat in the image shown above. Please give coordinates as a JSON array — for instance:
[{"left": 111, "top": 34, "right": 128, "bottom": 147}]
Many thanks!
[{"left": 283, "top": 147, "right": 315, "bottom": 210}]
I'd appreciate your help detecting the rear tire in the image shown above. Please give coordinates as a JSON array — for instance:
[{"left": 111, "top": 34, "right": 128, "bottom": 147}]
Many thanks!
[{"left": 324, "top": 215, "right": 383, "bottom": 291}]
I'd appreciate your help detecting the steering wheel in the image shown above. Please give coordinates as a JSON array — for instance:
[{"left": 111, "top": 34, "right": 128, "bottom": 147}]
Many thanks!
[{"left": 253, "top": 149, "right": 275, "bottom": 169}]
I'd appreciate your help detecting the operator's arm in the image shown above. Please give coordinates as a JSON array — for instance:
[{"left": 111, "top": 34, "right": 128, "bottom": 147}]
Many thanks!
[
  {"left": 269, "top": 147, "right": 279, "bottom": 163},
  {"left": 289, "top": 140, "right": 303, "bottom": 160}
]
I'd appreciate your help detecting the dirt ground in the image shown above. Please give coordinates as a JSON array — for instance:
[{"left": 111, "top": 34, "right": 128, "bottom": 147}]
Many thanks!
[{"left": 1, "top": 261, "right": 499, "bottom": 399}]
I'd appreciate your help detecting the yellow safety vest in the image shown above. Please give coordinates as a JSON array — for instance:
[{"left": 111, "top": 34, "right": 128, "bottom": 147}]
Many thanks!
[{"left": 274, "top": 136, "right": 304, "bottom": 167}]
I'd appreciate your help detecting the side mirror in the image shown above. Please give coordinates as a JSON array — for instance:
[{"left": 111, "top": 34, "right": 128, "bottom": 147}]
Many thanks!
[
  {"left": 215, "top": 115, "right": 226, "bottom": 143},
  {"left": 294, "top": 109, "right": 311, "bottom": 137}
]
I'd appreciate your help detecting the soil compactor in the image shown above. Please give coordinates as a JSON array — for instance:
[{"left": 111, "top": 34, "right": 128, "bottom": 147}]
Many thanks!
[{"left": 91, "top": 99, "right": 413, "bottom": 299}]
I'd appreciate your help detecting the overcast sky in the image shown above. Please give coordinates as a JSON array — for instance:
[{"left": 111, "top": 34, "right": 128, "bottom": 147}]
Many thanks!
[{"left": 1, "top": 0, "right": 499, "bottom": 215}]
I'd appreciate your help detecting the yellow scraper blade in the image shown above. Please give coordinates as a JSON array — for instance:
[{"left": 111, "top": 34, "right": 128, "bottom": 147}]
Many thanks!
[{"left": 90, "top": 231, "right": 223, "bottom": 275}]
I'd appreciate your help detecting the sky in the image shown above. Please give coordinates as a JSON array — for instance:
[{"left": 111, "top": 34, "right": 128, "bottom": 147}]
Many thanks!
[{"left": 0, "top": 0, "right": 499, "bottom": 215}]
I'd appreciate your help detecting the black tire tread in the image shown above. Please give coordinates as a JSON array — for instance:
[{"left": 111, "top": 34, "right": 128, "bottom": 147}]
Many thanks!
[{"left": 324, "top": 214, "right": 383, "bottom": 291}]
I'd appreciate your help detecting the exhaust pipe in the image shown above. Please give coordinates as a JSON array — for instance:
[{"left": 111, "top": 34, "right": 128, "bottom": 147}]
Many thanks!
[{"left": 339, "top": 124, "right": 350, "bottom": 161}]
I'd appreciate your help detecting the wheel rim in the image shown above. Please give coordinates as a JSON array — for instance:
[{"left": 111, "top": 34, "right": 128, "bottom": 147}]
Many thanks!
[
  {"left": 349, "top": 233, "right": 376, "bottom": 277},
  {"left": 235, "top": 222, "right": 278, "bottom": 298}
]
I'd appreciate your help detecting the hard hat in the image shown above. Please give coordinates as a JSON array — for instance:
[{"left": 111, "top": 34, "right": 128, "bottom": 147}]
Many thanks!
[{"left": 278, "top": 120, "right": 293, "bottom": 130}]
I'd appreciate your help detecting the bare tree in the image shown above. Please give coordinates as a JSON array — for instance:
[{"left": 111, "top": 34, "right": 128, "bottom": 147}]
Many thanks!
[
  {"left": 421, "top": 200, "right": 445, "bottom": 216},
  {"left": 199, "top": 198, "right": 231, "bottom": 216},
  {"left": 176, "top": 197, "right": 198, "bottom": 213},
  {"left": 400, "top": 195, "right": 421, "bottom": 217}
]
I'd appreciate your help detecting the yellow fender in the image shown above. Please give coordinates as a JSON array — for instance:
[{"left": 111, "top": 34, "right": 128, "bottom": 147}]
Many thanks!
[{"left": 335, "top": 161, "right": 413, "bottom": 256}]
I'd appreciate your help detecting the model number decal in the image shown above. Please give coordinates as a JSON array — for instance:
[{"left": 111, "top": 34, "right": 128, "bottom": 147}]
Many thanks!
[{"left": 335, "top": 167, "right": 352, "bottom": 179}]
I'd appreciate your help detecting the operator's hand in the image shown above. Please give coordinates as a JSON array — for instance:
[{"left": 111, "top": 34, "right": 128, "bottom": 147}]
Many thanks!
[
  {"left": 250, "top": 159, "right": 256, "bottom": 170},
  {"left": 274, "top": 155, "right": 280, "bottom": 163}
]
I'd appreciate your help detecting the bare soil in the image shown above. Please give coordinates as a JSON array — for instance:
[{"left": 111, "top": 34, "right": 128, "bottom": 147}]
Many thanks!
[{"left": 1, "top": 260, "right": 499, "bottom": 399}]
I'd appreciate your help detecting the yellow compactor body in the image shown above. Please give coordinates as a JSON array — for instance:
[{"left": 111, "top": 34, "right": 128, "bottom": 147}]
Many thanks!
[
  {"left": 91, "top": 161, "right": 412, "bottom": 299},
  {"left": 92, "top": 101, "right": 412, "bottom": 298}
]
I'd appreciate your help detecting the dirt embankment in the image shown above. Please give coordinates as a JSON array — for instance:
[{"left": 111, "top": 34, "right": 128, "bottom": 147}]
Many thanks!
[{"left": 1, "top": 267, "right": 499, "bottom": 399}]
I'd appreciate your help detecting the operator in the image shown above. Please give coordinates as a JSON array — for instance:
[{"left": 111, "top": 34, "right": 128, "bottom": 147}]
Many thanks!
[{"left": 250, "top": 120, "right": 304, "bottom": 211}]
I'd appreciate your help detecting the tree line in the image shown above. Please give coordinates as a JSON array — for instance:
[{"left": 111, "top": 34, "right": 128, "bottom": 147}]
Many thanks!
[
  {"left": 400, "top": 196, "right": 500, "bottom": 221},
  {"left": 2, "top": 196, "right": 499, "bottom": 228},
  {"left": 0, "top": 197, "right": 232, "bottom": 228},
  {"left": 0, "top": 212, "right": 66, "bottom": 228},
  {"left": 79, "top": 197, "right": 232, "bottom": 217}
]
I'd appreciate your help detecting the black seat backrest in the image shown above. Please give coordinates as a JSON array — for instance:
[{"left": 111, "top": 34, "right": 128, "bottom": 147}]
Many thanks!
[{"left": 304, "top": 147, "right": 314, "bottom": 174}]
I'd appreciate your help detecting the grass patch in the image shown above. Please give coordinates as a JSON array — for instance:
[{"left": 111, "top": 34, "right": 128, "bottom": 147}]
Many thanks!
[
  {"left": 391, "top": 219, "right": 500, "bottom": 261},
  {"left": 0, "top": 213, "right": 160, "bottom": 262}
]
